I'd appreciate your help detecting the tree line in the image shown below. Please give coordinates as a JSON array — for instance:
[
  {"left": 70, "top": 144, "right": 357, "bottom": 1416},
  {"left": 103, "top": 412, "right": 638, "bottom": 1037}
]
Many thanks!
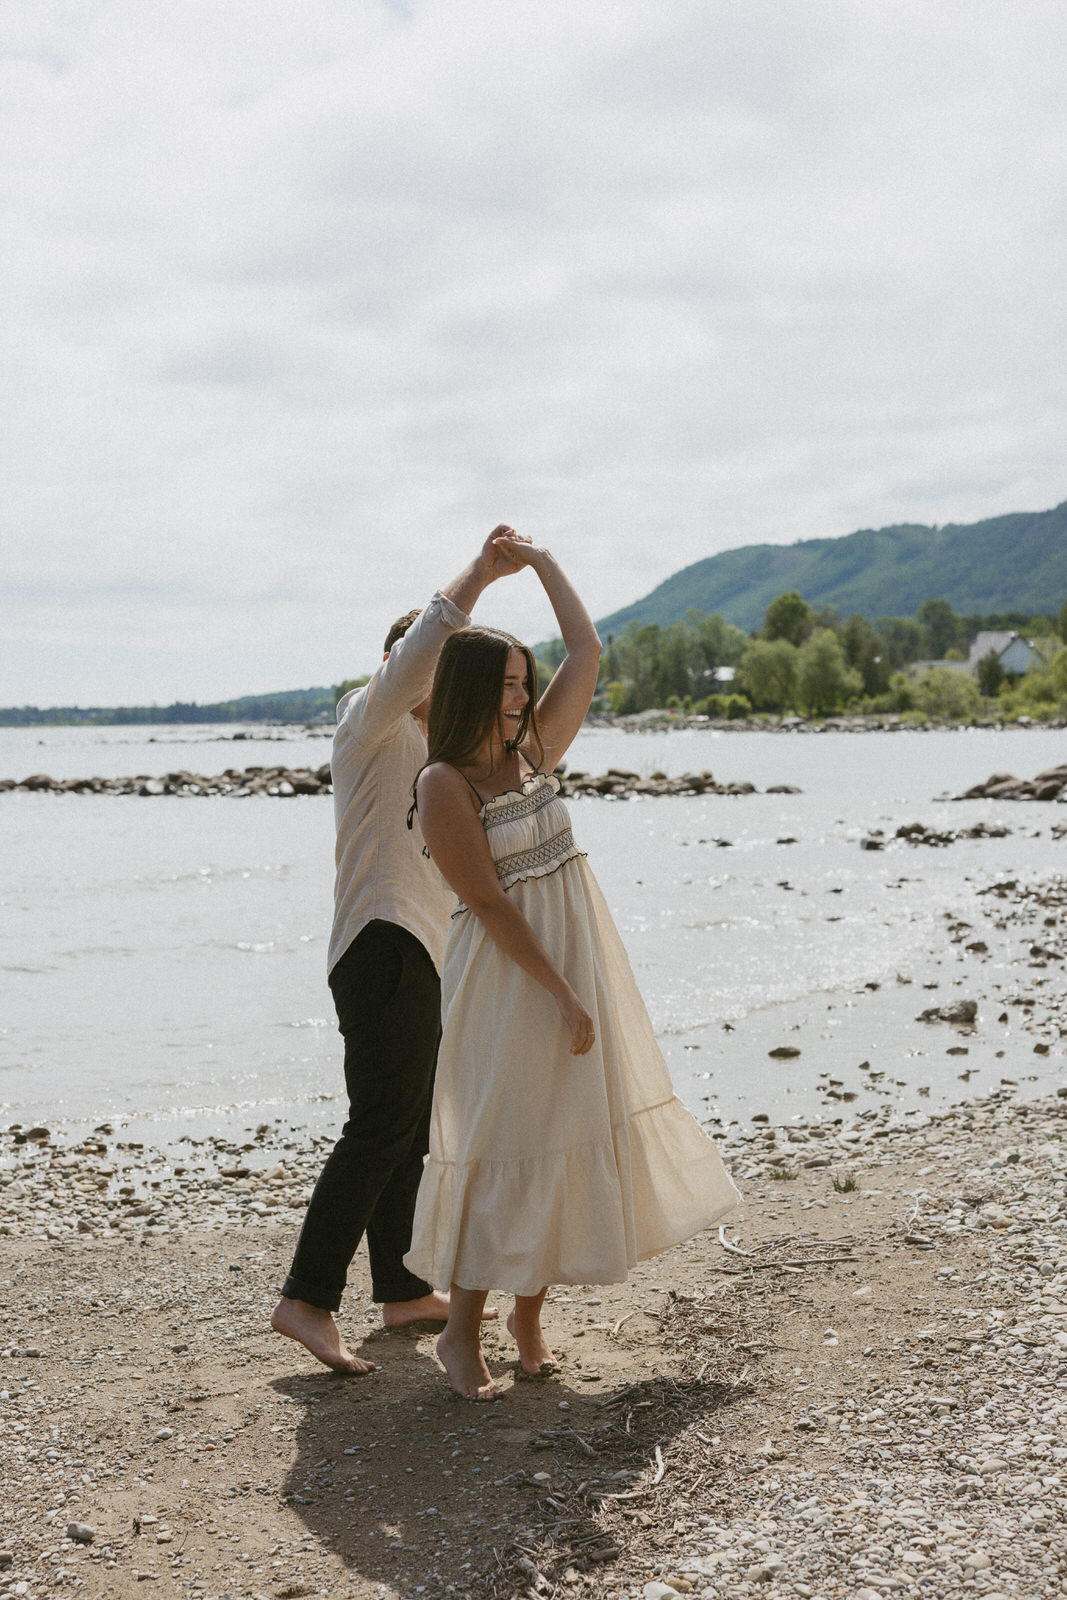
[
  {"left": 6, "top": 595, "right": 1066, "bottom": 728},
  {"left": 0, "top": 687, "right": 340, "bottom": 727},
  {"left": 577, "top": 593, "right": 1067, "bottom": 720}
]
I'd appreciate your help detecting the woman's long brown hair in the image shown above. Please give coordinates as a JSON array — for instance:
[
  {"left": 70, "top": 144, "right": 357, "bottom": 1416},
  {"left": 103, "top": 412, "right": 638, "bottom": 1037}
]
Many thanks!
[{"left": 411, "top": 628, "right": 544, "bottom": 814}]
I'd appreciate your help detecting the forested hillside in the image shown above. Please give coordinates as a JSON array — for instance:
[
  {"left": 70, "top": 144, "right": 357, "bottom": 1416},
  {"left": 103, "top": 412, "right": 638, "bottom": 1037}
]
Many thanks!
[{"left": 595, "top": 500, "right": 1067, "bottom": 635}]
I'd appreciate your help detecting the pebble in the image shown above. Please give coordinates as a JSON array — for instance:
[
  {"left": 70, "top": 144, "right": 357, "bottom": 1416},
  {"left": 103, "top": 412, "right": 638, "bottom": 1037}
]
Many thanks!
[
  {"left": 65, "top": 1522, "right": 94, "bottom": 1543},
  {"left": 2, "top": 763, "right": 785, "bottom": 803},
  {"left": 1, "top": 1019, "right": 1065, "bottom": 1600},
  {"left": 5, "top": 763, "right": 334, "bottom": 798},
  {"left": 636, "top": 1082, "right": 1067, "bottom": 1600}
]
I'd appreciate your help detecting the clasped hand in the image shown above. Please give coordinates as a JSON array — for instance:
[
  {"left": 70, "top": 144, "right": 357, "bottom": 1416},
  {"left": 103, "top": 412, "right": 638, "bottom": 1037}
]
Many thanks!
[
  {"left": 481, "top": 525, "right": 532, "bottom": 581},
  {"left": 491, "top": 530, "right": 553, "bottom": 577}
]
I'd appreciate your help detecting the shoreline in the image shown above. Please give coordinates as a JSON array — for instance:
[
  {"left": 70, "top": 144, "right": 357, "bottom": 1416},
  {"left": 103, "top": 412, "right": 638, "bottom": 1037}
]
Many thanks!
[
  {"left": 586, "top": 712, "right": 1067, "bottom": 735},
  {"left": 2, "top": 711, "right": 1066, "bottom": 744},
  {"left": 1, "top": 1083, "right": 1064, "bottom": 1600},
  {"left": 4, "top": 856, "right": 1066, "bottom": 1144}
]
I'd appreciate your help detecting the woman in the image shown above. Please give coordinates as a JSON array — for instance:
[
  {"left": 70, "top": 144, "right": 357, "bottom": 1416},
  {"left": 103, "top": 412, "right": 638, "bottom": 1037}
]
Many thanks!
[{"left": 405, "top": 535, "right": 739, "bottom": 1399}]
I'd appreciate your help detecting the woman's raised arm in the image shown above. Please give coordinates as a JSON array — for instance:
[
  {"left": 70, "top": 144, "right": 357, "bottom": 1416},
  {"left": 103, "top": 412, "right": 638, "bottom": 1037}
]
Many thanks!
[{"left": 491, "top": 536, "right": 602, "bottom": 769}]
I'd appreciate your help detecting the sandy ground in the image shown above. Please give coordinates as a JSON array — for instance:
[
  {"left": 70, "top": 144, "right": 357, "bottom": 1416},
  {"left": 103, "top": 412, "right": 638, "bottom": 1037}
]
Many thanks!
[
  {"left": 2, "top": 872, "right": 1066, "bottom": 1600},
  {"left": 3, "top": 1080, "right": 1066, "bottom": 1600}
]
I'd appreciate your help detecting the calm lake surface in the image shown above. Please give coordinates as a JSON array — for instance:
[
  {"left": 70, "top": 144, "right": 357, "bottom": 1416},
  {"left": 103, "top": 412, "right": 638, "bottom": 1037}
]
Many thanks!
[{"left": 1, "top": 722, "right": 1064, "bottom": 1146}]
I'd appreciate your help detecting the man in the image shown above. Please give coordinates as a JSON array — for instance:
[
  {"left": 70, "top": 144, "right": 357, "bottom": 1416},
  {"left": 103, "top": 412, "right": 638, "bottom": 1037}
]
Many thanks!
[{"left": 271, "top": 526, "right": 524, "bottom": 1371}]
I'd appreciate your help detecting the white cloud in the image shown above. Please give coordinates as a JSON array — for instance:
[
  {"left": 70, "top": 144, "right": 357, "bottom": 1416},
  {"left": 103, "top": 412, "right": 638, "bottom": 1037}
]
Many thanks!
[{"left": 2, "top": 0, "right": 1066, "bottom": 703}]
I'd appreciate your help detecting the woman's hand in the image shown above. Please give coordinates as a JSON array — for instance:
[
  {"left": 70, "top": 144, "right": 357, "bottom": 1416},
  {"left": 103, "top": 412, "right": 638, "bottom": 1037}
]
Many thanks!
[
  {"left": 483, "top": 526, "right": 532, "bottom": 581},
  {"left": 491, "top": 532, "right": 552, "bottom": 575},
  {"left": 556, "top": 989, "right": 595, "bottom": 1056}
]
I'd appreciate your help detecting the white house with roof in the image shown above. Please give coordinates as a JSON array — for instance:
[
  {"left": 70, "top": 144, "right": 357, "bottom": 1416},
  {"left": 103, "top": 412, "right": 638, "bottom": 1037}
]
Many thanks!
[{"left": 967, "top": 631, "right": 1049, "bottom": 674}]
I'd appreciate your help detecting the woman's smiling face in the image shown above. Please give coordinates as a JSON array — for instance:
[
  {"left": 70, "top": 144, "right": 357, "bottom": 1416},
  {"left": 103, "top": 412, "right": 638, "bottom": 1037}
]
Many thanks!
[{"left": 499, "top": 646, "right": 530, "bottom": 738}]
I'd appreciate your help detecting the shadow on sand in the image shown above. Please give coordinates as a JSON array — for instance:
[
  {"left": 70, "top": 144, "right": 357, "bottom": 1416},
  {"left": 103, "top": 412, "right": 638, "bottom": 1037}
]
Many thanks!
[{"left": 275, "top": 1318, "right": 748, "bottom": 1597}]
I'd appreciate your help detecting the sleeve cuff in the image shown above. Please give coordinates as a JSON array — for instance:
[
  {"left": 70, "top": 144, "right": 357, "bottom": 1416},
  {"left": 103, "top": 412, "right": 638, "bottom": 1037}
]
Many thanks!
[{"left": 427, "top": 590, "right": 471, "bottom": 631}]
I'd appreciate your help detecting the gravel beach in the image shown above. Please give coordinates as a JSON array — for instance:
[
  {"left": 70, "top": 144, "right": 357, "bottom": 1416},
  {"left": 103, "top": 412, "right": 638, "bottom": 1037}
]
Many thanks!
[{"left": 2, "top": 875, "right": 1065, "bottom": 1600}]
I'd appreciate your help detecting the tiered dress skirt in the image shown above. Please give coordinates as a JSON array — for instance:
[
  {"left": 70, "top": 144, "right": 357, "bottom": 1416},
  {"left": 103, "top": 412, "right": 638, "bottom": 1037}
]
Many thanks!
[{"left": 405, "top": 774, "right": 739, "bottom": 1295}]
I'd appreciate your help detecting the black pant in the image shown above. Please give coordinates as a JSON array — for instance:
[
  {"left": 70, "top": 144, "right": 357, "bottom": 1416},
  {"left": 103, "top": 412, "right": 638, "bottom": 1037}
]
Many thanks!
[{"left": 280, "top": 920, "right": 441, "bottom": 1310}]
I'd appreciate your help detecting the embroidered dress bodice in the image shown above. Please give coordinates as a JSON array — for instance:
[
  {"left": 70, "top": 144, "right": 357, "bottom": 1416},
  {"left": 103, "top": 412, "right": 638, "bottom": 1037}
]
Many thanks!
[{"left": 452, "top": 772, "right": 585, "bottom": 912}]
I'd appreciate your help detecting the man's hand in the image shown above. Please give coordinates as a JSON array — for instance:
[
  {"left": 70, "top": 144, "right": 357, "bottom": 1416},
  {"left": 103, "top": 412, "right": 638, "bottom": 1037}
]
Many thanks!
[
  {"left": 490, "top": 533, "right": 551, "bottom": 575},
  {"left": 481, "top": 525, "right": 531, "bottom": 582}
]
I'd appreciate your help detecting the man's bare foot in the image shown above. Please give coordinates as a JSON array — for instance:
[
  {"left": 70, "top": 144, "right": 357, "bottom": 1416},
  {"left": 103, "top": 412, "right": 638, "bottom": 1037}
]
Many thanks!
[
  {"left": 436, "top": 1326, "right": 500, "bottom": 1401},
  {"left": 381, "top": 1291, "right": 498, "bottom": 1328},
  {"left": 270, "top": 1297, "right": 376, "bottom": 1375},
  {"left": 506, "top": 1308, "right": 557, "bottom": 1376}
]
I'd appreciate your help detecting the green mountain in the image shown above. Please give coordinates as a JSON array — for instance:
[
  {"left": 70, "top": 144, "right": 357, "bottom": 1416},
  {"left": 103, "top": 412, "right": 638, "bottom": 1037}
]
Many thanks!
[{"left": 594, "top": 500, "right": 1067, "bottom": 636}]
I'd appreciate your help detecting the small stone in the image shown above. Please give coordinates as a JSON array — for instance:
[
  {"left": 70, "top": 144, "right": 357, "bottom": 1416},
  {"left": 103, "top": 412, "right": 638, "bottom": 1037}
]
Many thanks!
[
  {"left": 0, "top": 1551, "right": 13, "bottom": 1566},
  {"left": 66, "top": 1522, "right": 95, "bottom": 1544},
  {"left": 643, "top": 1585, "right": 681, "bottom": 1600},
  {"left": 963, "top": 1553, "right": 992, "bottom": 1570},
  {"left": 154, "top": 1428, "right": 174, "bottom": 1441},
  {"left": 744, "top": 1558, "right": 783, "bottom": 1583},
  {"left": 768, "top": 1046, "right": 801, "bottom": 1059}
]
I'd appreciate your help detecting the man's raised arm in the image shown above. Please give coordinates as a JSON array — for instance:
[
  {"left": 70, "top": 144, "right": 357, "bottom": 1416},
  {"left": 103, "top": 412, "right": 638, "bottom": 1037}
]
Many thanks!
[{"left": 341, "top": 526, "right": 528, "bottom": 743}]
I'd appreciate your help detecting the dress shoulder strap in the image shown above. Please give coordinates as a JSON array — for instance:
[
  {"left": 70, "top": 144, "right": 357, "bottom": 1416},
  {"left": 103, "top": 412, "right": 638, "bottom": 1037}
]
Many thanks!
[{"left": 449, "top": 765, "right": 487, "bottom": 804}]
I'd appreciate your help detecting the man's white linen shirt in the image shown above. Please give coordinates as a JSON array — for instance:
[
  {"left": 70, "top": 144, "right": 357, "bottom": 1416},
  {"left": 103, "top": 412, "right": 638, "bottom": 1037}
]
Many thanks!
[{"left": 327, "top": 591, "right": 470, "bottom": 977}]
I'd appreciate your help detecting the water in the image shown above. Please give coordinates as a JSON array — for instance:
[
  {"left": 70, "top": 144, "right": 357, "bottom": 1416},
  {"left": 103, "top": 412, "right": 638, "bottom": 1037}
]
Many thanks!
[{"left": 1, "top": 722, "right": 1064, "bottom": 1144}]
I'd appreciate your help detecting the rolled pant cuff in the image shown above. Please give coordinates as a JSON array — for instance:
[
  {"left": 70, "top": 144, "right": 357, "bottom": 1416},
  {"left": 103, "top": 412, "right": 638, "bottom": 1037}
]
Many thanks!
[
  {"left": 372, "top": 1274, "right": 434, "bottom": 1304},
  {"left": 279, "top": 1274, "right": 343, "bottom": 1314}
]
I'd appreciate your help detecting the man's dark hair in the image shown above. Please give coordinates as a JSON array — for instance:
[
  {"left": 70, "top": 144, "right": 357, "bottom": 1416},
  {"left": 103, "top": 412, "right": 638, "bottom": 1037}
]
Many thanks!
[{"left": 383, "top": 609, "right": 421, "bottom": 654}]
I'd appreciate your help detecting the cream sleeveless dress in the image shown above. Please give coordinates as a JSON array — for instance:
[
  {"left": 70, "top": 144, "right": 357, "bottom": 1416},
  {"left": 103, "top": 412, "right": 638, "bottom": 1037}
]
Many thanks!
[{"left": 404, "top": 773, "right": 740, "bottom": 1296}]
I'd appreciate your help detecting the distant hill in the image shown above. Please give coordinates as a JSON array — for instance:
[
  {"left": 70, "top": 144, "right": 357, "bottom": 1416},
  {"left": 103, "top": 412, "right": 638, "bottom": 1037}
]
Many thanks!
[
  {"left": 593, "top": 500, "right": 1067, "bottom": 637},
  {"left": 0, "top": 686, "right": 339, "bottom": 727}
]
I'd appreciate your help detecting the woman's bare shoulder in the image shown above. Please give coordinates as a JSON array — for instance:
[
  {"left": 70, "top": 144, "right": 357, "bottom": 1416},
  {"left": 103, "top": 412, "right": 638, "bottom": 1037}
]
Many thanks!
[
  {"left": 417, "top": 761, "right": 478, "bottom": 809},
  {"left": 418, "top": 760, "right": 461, "bottom": 792}
]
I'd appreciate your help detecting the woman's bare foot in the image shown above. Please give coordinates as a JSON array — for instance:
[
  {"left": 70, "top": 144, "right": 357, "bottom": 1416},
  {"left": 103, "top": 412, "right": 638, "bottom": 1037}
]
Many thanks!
[
  {"left": 436, "top": 1326, "right": 499, "bottom": 1401},
  {"left": 433, "top": 1284, "right": 500, "bottom": 1400},
  {"left": 507, "top": 1295, "right": 556, "bottom": 1376},
  {"left": 381, "top": 1290, "right": 498, "bottom": 1328},
  {"left": 270, "top": 1297, "right": 376, "bottom": 1375}
]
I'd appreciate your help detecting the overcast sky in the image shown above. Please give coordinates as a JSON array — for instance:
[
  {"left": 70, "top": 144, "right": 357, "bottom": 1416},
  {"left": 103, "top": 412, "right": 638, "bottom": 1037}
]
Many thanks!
[{"left": 3, "top": 1, "right": 1066, "bottom": 706}]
